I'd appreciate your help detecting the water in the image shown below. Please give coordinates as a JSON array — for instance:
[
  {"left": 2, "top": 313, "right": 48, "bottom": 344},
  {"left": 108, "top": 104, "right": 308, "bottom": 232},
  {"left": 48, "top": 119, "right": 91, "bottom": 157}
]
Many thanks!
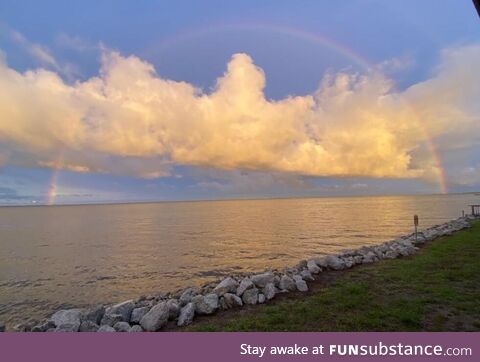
[{"left": 0, "top": 193, "right": 477, "bottom": 327}]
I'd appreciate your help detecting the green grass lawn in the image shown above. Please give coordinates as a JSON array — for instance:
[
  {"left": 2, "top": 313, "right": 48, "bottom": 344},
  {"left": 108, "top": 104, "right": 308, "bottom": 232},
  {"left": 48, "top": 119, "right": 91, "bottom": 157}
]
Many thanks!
[{"left": 186, "top": 221, "right": 480, "bottom": 331}]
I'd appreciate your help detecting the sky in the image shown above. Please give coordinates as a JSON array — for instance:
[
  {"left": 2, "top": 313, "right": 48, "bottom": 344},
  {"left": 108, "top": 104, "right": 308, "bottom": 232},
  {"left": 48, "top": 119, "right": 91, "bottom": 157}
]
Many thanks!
[{"left": 0, "top": 0, "right": 479, "bottom": 205}]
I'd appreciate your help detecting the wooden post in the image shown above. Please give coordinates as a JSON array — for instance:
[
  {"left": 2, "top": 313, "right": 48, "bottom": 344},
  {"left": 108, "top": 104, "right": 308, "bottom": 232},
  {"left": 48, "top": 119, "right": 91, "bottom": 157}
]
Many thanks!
[
  {"left": 472, "top": 205, "right": 475, "bottom": 216},
  {"left": 414, "top": 214, "right": 419, "bottom": 243},
  {"left": 462, "top": 210, "right": 465, "bottom": 217}
]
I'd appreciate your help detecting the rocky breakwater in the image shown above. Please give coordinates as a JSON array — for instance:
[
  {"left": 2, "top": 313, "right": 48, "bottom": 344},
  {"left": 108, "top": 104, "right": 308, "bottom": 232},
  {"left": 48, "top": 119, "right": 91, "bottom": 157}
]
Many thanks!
[{"left": 4, "top": 215, "right": 477, "bottom": 332}]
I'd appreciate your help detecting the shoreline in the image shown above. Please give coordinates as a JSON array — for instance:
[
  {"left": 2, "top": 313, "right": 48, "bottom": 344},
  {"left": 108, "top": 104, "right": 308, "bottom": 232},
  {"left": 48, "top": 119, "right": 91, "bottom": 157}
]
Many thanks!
[{"left": 2, "top": 214, "right": 478, "bottom": 333}]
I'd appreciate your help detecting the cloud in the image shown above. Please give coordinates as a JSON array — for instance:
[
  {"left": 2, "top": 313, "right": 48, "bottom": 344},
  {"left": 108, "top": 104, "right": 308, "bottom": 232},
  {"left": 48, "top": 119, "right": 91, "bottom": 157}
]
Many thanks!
[
  {"left": 9, "top": 30, "right": 59, "bottom": 69},
  {"left": 0, "top": 44, "right": 479, "bottom": 184},
  {"left": 6, "top": 28, "right": 80, "bottom": 79}
]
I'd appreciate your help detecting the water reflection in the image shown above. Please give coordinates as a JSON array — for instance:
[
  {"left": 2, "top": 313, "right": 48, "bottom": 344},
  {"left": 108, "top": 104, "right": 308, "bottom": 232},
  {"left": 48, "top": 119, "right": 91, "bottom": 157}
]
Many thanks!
[{"left": 0, "top": 193, "right": 477, "bottom": 326}]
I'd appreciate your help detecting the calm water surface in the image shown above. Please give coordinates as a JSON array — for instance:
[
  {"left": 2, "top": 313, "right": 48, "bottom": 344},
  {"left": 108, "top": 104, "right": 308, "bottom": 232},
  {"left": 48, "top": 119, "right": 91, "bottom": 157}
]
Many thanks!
[{"left": 0, "top": 194, "right": 477, "bottom": 327}]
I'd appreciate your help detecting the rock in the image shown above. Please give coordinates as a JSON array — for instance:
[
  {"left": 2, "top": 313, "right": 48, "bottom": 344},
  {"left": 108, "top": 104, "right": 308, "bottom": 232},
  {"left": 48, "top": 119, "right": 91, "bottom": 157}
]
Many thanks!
[
  {"left": 295, "top": 260, "right": 308, "bottom": 270},
  {"left": 220, "top": 293, "right": 243, "bottom": 309},
  {"left": 242, "top": 288, "right": 259, "bottom": 305},
  {"left": 83, "top": 305, "right": 105, "bottom": 325},
  {"left": 177, "top": 303, "right": 195, "bottom": 327},
  {"left": 353, "top": 255, "right": 363, "bottom": 264},
  {"left": 362, "top": 251, "right": 377, "bottom": 263},
  {"left": 32, "top": 321, "right": 55, "bottom": 332},
  {"left": 54, "top": 324, "right": 79, "bottom": 332},
  {"left": 258, "top": 293, "right": 266, "bottom": 304},
  {"left": 49, "top": 309, "right": 82, "bottom": 331},
  {"left": 384, "top": 250, "right": 399, "bottom": 259},
  {"left": 30, "top": 325, "right": 43, "bottom": 332},
  {"left": 292, "top": 274, "right": 302, "bottom": 283},
  {"left": 97, "top": 325, "right": 116, "bottom": 332},
  {"left": 14, "top": 323, "right": 32, "bottom": 332},
  {"left": 236, "top": 277, "right": 254, "bottom": 296},
  {"left": 343, "top": 256, "right": 354, "bottom": 268},
  {"left": 307, "top": 259, "right": 321, "bottom": 274},
  {"left": 295, "top": 279, "right": 308, "bottom": 292},
  {"left": 279, "top": 275, "right": 296, "bottom": 291},
  {"left": 130, "top": 307, "right": 149, "bottom": 324},
  {"left": 300, "top": 269, "right": 315, "bottom": 281},
  {"left": 100, "top": 313, "right": 123, "bottom": 327},
  {"left": 314, "top": 257, "right": 328, "bottom": 268},
  {"left": 250, "top": 272, "right": 275, "bottom": 288},
  {"left": 105, "top": 300, "right": 135, "bottom": 322},
  {"left": 113, "top": 321, "right": 131, "bottom": 332},
  {"left": 192, "top": 293, "right": 219, "bottom": 315},
  {"left": 213, "top": 277, "right": 239, "bottom": 296},
  {"left": 166, "top": 299, "right": 180, "bottom": 320},
  {"left": 326, "top": 255, "right": 346, "bottom": 270},
  {"left": 263, "top": 283, "right": 276, "bottom": 300},
  {"left": 273, "top": 275, "right": 281, "bottom": 287},
  {"left": 179, "top": 287, "right": 200, "bottom": 306},
  {"left": 128, "top": 325, "right": 144, "bottom": 332},
  {"left": 79, "top": 320, "right": 99, "bottom": 332},
  {"left": 140, "top": 302, "right": 170, "bottom": 332}
]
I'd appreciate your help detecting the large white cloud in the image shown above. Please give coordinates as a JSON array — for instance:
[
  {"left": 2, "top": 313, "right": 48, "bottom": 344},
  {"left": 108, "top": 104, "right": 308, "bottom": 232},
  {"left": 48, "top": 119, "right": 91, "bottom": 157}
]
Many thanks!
[{"left": 0, "top": 44, "right": 479, "bottom": 181}]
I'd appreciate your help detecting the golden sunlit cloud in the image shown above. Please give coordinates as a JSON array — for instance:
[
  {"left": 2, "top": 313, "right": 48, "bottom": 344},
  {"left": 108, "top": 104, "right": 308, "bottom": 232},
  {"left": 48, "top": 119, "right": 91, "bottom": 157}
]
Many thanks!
[{"left": 0, "top": 45, "right": 479, "bottom": 182}]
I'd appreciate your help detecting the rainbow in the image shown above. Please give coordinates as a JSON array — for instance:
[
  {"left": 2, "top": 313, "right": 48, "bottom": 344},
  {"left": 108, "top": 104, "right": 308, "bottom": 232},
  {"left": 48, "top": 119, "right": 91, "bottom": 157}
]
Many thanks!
[
  {"left": 144, "top": 22, "right": 448, "bottom": 194},
  {"left": 45, "top": 24, "right": 448, "bottom": 203},
  {"left": 46, "top": 168, "right": 60, "bottom": 205},
  {"left": 147, "top": 22, "right": 372, "bottom": 71}
]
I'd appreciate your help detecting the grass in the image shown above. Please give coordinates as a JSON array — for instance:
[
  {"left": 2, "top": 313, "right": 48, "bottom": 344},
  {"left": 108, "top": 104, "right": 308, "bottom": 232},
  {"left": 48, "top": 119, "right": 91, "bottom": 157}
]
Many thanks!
[{"left": 185, "top": 221, "right": 480, "bottom": 331}]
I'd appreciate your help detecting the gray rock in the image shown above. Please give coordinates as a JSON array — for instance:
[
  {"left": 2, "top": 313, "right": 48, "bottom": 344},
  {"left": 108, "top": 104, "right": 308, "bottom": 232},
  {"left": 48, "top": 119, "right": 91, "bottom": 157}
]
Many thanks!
[
  {"left": 220, "top": 293, "right": 243, "bottom": 309},
  {"left": 54, "top": 324, "right": 79, "bottom": 332},
  {"left": 179, "top": 287, "right": 200, "bottom": 306},
  {"left": 49, "top": 309, "right": 82, "bottom": 331},
  {"left": 113, "top": 321, "right": 131, "bottom": 332},
  {"left": 31, "top": 321, "right": 55, "bottom": 332},
  {"left": 105, "top": 300, "right": 135, "bottom": 322},
  {"left": 100, "top": 313, "right": 123, "bottom": 327},
  {"left": 236, "top": 277, "right": 254, "bottom": 296},
  {"left": 140, "top": 302, "right": 169, "bottom": 331},
  {"left": 384, "top": 250, "right": 399, "bottom": 259},
  {"left": 242, "top": 288, "right": 259, "bottom": 305},
  {"left": 300, "top": 269, "right": 315, "bottom": 281},
  {"left": 295, "top": 279, "right": 309, "bottom": 292},
  {"left": 273, "top": 275, "right": 281, "bottom": 287},
  {"left": 279, "top": 275, "right": 296, "bottom": 291},
  {"left": 258, "top": 293, "right": 266, "bottom": 304},
  {"left": 326, "top": 255, "right": 346, "bottom": 270},
  {"left": 314, "top": 257, "right": 328, "bottom": 268},
  {"left": 250, "top": 272, "right": 275, "bottom": 288},
  {"left": 97, "top": 325, "right": 116, "bottom": 332},
  {"left": 192, "top": 293, "right": 218, "bottom": 315},
  {"left": 83, "top": 305, "right": 105, "bottom": 325},
  {"left": 128, "top": 325, "right": 144, "bottom": 332},
  {"left": 14, "top": 323, "right": 33, "bottom": 332},
  {"left": 263, "top": 283, "right": 276, "bottom": 300},
  {"left": 166, "top": 299, "right": 180, "bottom": 320},
  {"left": 343, "top": 256, "right": 354, "bottom": 268},
  {"left": 307, "top": 259, "right": 321, "bottom": 274},
  {"left": 353, "top": 255, "right": 363, "bottom": 264},
  {"left": 295, "top": 260, "right": 308, "bottom": 270},
  {"left": 79, "top": 320, "right": 99, "bottom": 332},
  {"left": 130, "top": 307, "right": 149, "bottom": 324},
  {"left": 177, "top": 302, "right": 195, "bottom": 327},
  {"left": 213, "top": 277, "right": 239, "bottom": 296},
  {"left": 362, "top": 251, "right": 377, "bottom": 263}
]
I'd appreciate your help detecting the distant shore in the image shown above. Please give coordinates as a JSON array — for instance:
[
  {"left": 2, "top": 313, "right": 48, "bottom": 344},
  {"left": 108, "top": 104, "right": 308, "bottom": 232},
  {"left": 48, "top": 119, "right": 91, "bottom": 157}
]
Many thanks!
[{"left": 2, "top": 214, "right": 478, "bottom": 332}]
